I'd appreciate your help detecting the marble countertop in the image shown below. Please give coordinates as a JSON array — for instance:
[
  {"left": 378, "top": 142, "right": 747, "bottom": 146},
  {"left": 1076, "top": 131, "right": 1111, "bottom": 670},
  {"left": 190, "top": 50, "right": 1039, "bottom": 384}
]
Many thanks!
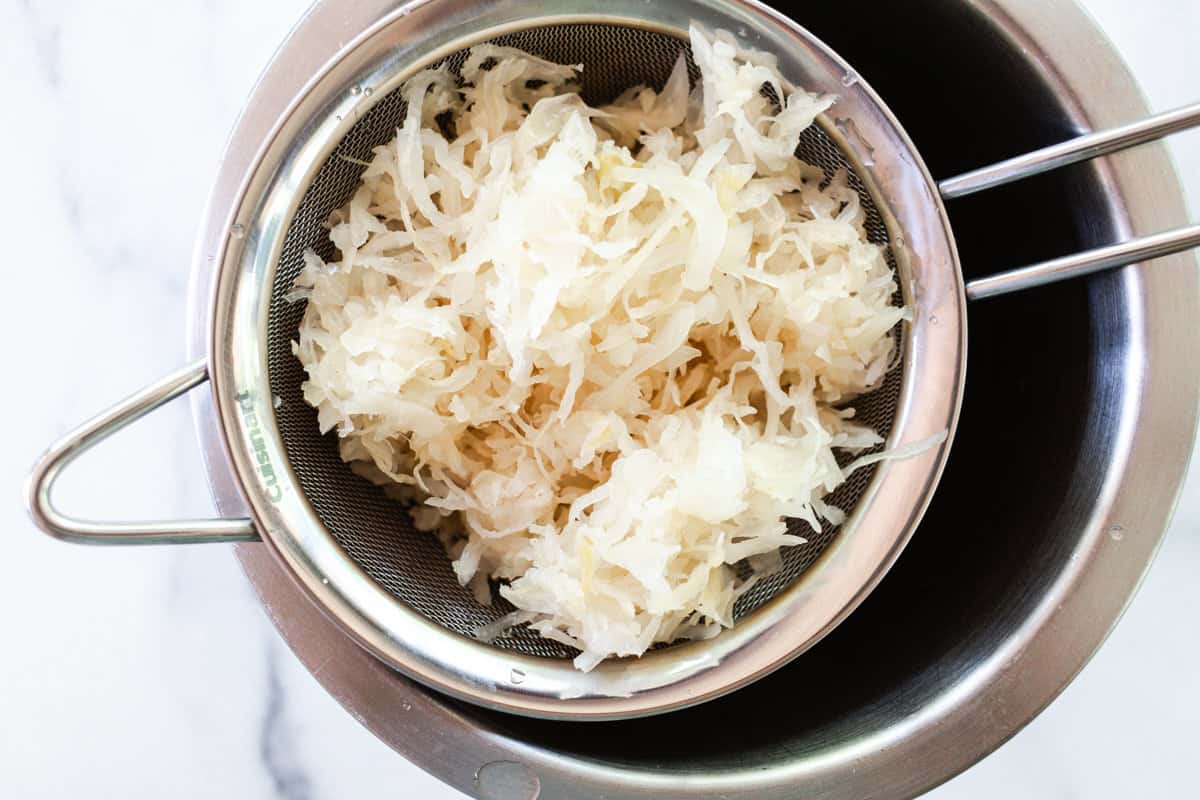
[{"left": 3, "top": 1, "right": 1196, "bottom": 797}]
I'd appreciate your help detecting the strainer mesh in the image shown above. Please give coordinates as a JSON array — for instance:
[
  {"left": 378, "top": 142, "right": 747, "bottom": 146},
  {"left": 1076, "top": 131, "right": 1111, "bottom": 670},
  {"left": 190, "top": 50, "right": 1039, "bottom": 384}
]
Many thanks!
[{"left": 265, "top": 24, "right": 903, "bottom": 660}]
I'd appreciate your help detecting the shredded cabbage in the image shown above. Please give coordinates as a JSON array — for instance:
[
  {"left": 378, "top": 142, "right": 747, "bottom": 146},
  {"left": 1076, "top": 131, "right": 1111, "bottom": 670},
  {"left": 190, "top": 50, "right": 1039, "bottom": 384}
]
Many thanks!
[{"left": 293, "top": 26, "right": 908, "bottom": 671}]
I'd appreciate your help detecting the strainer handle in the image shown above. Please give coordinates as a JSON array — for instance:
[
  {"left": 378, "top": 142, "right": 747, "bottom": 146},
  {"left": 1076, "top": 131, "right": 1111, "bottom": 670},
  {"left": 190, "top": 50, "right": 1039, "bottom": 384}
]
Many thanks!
[
  {"left": 25, "top": 360, "right": 260, "bottom": 545},
  {"left": 965, "top": 223, "right": 1200, "bottom": 301},
  {"left": 937, "top": 101, "right": 1200, "bottom": 301},
  {"left": 938, "top": 102, "right": 1200, "bottom": 199}
]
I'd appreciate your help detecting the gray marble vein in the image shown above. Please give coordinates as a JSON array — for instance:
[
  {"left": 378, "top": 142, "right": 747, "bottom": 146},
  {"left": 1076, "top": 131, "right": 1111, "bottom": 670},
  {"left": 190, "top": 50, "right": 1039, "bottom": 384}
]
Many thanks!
[
  {"left": 18, "top": 0, "right": 62, "bottom": 88},
  {"left": 261, "top": 641, "right": 315, "bottom": 800}
]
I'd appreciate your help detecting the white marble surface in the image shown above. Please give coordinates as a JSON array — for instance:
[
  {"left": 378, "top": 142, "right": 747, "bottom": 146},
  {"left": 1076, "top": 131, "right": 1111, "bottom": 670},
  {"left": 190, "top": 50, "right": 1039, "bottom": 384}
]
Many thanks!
[{"left": 2, "top": 1, "right": 1196, "bottom": 798}]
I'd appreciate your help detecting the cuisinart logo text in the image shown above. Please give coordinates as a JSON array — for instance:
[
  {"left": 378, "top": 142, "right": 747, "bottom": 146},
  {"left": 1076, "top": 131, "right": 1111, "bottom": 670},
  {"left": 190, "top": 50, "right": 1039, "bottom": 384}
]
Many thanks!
[{"left": 236, "top": 391, "right": 282, "bottom": 502}]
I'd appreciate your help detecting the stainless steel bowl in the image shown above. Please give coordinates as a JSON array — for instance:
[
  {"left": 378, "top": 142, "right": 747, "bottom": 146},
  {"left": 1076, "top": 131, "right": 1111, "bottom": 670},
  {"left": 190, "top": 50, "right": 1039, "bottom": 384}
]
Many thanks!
[{"left": 180, "top": 0, "right": 1199, "bottom": 797}]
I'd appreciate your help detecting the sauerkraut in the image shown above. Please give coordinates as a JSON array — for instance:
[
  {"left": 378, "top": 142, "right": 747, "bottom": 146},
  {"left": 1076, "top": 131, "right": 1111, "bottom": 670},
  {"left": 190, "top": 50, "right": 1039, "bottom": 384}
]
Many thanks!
[{"left": 293, "top": 26, "right": 907, "bottom": 670}]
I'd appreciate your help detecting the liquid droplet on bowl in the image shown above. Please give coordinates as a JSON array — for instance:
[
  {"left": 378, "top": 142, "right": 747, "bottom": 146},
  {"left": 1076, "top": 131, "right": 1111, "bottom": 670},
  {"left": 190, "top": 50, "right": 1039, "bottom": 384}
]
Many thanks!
[
  {"left": 230, "top": 223, "right": 246, "bottom": 240},
  {"left": 1109, "top": 524, "right": 1126, "bottom": 541},
  {"left": 841, "top": 71, "right": 859, "bottom": 87},
  {"left": 475, "top": 761, "right": 540, "bottom": 800},
  {"left": 833, "top": 117, "right": 876, "bottom": 167},
  {"left": 363, "top": 86, "right": 374, "bottom": 96},
  {"left": 350, "top": 85, "right": 362, "bottom": 96},
  {"left": 510, "top": 668, "right": 526, "bottom": 685}
]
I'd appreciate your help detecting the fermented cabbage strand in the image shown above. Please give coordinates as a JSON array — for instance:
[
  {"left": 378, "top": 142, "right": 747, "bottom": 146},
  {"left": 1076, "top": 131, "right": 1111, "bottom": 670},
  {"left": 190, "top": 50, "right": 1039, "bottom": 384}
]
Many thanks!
[{"left": 293, "top": 26, "right": 906, "bottom": 671}]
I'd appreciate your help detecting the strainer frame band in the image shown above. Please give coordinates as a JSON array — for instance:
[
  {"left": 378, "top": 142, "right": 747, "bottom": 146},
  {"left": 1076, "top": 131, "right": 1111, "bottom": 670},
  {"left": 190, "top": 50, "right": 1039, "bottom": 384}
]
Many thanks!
[{"left": 206, "top": 0, "right": 966, "bottom": 720}]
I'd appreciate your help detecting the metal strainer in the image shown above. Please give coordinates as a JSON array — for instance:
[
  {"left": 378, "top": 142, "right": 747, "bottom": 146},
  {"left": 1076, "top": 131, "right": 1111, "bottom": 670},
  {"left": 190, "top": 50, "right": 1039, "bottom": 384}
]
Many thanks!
[{"left": 28, "top": 0, "right": 1200, "bottom": 720}]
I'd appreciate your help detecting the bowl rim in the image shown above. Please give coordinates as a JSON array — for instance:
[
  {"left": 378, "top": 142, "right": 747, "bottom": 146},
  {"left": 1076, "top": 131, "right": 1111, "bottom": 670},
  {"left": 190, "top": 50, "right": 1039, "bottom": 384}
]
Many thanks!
[{"left": 186, "top": 0, "right": 1199, "bottom": 795}]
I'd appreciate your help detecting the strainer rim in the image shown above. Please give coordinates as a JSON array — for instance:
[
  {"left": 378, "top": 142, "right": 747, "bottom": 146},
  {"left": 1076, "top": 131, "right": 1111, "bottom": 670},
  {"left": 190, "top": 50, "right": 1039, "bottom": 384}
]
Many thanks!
[{"left": 206, "top": 0, "right": 966, "bottom": 720}]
